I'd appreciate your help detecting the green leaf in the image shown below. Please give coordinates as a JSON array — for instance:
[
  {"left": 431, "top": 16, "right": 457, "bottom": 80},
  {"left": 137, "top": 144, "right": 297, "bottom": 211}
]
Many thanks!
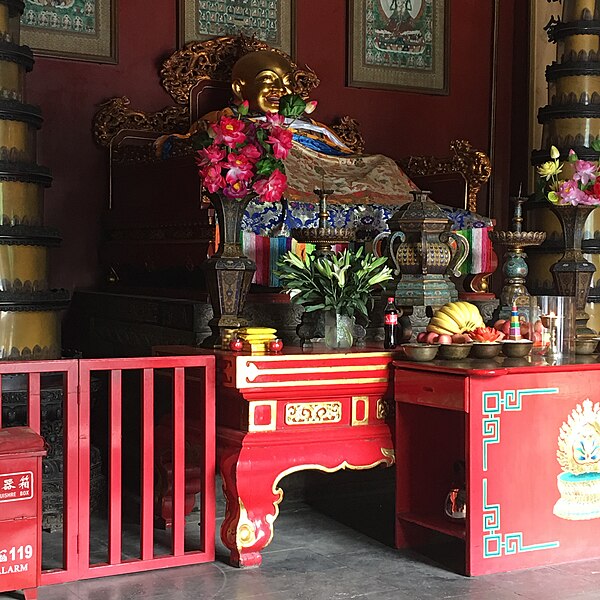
[
  {"left": 304, "top": 304, "right": 326, "bottom": 312},
  {"left": 592, "top": 140, "right": 600, "bottom": 152},
  {"left": 256, "top": 157, "right": 278, "bottom": 176},
  {"left": 278, "top": 94, "right": 307, "bottom": 118}
]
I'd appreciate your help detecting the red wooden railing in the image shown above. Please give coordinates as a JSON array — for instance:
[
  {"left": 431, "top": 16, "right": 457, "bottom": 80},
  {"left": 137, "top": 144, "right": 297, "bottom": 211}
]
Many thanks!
[{"left": 0, "top": 355, "right": 215, "bottom": 585}]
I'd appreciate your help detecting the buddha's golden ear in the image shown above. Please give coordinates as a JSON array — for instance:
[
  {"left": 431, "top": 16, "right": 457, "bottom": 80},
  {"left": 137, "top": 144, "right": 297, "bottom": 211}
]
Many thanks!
[{"left": 231, "top": 78, "right": 245, "bottom": 102}]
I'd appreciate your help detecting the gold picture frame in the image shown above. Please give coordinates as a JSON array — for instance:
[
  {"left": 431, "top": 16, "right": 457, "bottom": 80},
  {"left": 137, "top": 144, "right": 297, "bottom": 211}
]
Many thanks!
[
  {"left": 20, "top": 0, "right": 117, "bottom": 64},
  {"left": 349, "top": 0, "right": 448, "bottom": 94},
  {"left": 178, "top": 0, "right": 294, "bottom": 55}
]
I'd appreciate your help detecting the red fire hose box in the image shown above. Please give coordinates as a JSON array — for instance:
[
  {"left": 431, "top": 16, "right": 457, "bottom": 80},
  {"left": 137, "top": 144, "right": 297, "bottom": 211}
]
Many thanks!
[{"left": 0, "top": 427, "right": 46, "bottom": 600}]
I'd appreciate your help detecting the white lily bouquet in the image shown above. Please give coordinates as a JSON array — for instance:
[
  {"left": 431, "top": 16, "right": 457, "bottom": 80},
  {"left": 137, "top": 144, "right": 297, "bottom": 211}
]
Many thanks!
[{"left": 277, "top": 247, "right": 393, "bottom": 319}]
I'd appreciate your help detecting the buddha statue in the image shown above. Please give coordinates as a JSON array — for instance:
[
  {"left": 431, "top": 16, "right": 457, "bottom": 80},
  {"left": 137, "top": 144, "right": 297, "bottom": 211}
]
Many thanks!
[{"left": 231, "top": 50, "right": 355, "bottom": 158}]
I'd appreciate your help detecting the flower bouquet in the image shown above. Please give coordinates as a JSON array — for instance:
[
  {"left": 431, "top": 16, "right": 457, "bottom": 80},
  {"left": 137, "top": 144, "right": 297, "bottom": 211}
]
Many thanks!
[
  {"left": 537, "top": 145, "right": 600, "bottom": 206},
  {"left": 194, "top": 94, "right": 313, "bottom": 203},
  {"left": 536, "top": 144, "right": 600, "bottom": 317}
]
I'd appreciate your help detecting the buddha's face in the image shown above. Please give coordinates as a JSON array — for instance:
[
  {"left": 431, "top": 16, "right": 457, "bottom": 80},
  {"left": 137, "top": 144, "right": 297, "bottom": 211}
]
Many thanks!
[{"left": 231, "top": 50, "right": 294, "bottom": 113}]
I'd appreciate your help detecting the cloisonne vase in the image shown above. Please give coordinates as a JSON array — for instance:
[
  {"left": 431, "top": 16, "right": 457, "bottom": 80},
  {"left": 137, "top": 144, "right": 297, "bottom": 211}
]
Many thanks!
[
  {"left": 202, "top": 192, "right": 256, "bottom": 347},
  {"left": 549, "top": 203, "right": 598, "bottom": 330}
]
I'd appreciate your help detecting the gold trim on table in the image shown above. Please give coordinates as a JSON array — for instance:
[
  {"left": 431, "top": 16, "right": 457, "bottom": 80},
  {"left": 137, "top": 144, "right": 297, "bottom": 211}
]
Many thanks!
[
  {"left": 285, "top": 402, "right": 342, "bottom": 426},
  {"left": 248, "top": 400, "right": 278, "bottom": 432},
  {"left": 351, "top": 396, "right": 369, "bottom": 426}
]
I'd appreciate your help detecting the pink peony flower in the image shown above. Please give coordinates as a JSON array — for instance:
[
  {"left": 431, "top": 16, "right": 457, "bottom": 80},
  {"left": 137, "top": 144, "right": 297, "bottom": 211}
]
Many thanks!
[
  {"left": 200, "top": 163, "right": 225, "bottom": 194},
  {"left": 266, "top": 127, "right": 293, "bottom": 160},
  {"left": 239, "top": 143, "right": 262, "bottom": 162},
  {"left": 197, "top": 144, "right": 226, "bottom": 167},
  {"left": 253, "top": 169, "right": 288, "bottom": 202},
  {"left": 225, "top": 152, "right": 254, "bottom": 184},
  {"left": 574, "top": 160, "right": 598, "bottom": 187},
  {"left": 558, "top": 179, "right": 590, "bottom": 205},
  {"left": 222, "top": 180, "right": 251, "bottom": 199},
  {"left": 265, "top": 112, "right": 285, "bottom": 127},
  {"left": 211, "top": 116, "right": 247, "bottom": 148}
]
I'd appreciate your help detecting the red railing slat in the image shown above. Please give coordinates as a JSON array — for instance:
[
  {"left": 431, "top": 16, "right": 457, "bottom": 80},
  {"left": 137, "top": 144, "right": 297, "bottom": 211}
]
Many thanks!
[
  {"left": 140, "top": 368, "right": 154, "bottom": 561},
  {"left": 27, "top": 371, "right": 41, "bottom": 433},
  {"left": 172, "top": 366, "right": 185, "bottom": 556},
  {"left": 109, "top": 370, "right": 123, "bottom": 565},
  {"left": 63, "top": 365, "right": 80, "bottom": 579},
  {"left": 202, "top": 360, "right": 216, "bottom": 553}
]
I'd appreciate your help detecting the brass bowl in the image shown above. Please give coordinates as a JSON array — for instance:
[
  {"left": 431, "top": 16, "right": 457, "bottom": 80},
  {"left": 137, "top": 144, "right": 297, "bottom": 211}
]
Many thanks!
[
  {"left": 470, "top": 342, "right": 502, "bottom": 359},
  {"left": 575, "top": 338, "right": 599, "bottom": 355},
  {"left": 401, "top": 343, "right": 439, "bottom": 362},
  {"left": 437, "top": 343, "right": 472, "bottom": 360},
  {"left": 501, "top": 340, "right": 533, "bottom": 358}
]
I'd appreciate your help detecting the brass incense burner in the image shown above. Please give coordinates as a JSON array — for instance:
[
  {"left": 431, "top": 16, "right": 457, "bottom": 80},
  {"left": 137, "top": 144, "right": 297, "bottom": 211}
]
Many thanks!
[{"left": 373, "top": 190, "right": 468, "bottom": 307}]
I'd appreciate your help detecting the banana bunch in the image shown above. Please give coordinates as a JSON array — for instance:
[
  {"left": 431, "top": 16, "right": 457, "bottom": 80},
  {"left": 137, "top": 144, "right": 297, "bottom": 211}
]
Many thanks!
[{"left": 426, "top": 301, "right": 485, "bottom": 335}]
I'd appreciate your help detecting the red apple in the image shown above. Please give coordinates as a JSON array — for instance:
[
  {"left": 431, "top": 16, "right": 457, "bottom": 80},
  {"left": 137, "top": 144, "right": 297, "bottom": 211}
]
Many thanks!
[
  {"left": 493, "top": 319, "right": 506, "bottom": 330},
  {"left": 424, "top": 332, "right": 439, "bottom": 344},
  {"left": 437, "top": 334, "right": 453, "bottom": 345},
  {"left": 501, "top": 321, "right": 511, "bottom": 336},
  {"left": 451, "top": 333, "right": 469, "bottom": 344},
  {"left": 417, "top": 332, "right": 428, "bottom": 343},
  {"left": 268, "top": 338, "right": 284, "bottom": 353},
  {"left": 229, "top": 338, "right": 244, "bottom": 352}
]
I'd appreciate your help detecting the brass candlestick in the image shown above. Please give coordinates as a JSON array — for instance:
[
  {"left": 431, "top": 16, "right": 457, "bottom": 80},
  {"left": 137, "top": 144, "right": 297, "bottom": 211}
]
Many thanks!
[
  {"left": 488, "top": 196, "right": 546, "bottom": 308},
  {"left": 291, "top": 188, "right": 355, "bottom": 256}
]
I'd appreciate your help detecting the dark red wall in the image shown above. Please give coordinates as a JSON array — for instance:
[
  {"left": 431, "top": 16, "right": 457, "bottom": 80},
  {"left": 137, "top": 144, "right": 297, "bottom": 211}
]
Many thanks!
[
  {"left": 27, "top": 0, "right": 177, "bottom": 291},
  {"left": 25, "top": 0, "right": 518, "bottom": 291}
]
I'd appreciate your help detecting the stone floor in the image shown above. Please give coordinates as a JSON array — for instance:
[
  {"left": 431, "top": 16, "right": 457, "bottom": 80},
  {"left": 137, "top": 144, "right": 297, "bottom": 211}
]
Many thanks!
[{"left": 4, "top": 494, "right": 600, "bottom": 600}]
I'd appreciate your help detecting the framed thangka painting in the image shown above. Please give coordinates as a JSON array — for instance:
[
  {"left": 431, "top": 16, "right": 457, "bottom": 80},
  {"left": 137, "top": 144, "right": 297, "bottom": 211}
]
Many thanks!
[
  {"left": 349, "top": 0, "right": 448, "bottom": 94},
  {"left": 178, "top": 0, "right": 294, "bottom": 55},
  {"left": 20, "top": 0, "right": 117, "bottom": 63}
]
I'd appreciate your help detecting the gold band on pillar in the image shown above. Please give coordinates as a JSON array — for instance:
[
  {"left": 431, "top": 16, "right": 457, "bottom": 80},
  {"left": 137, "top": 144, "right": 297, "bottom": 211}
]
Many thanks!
[
  {"left": 0, "top": 310, "right": 61, "bottom": 359},
  {"left": 0, "top": 181, "right": 44, "bottom": 225},
  {"left": 0, "top": 5, "right": 8, "bottom": 35},
  {"left": 0, "top": 245, "right": 49, "bottom": 290}
]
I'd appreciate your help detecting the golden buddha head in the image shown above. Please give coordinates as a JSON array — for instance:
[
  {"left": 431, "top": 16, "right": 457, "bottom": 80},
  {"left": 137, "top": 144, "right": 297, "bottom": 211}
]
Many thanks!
[{"left": 231, "top": 50, "right": 294, "bottom": 114}]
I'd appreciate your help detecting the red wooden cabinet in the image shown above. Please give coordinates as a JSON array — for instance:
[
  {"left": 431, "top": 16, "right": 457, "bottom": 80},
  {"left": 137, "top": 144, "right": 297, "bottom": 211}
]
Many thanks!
[
  {"left": 154, "top": 346, "right": 397, "bottom": 567},
  {"left": 394, "top": 359, "right": 600, "bottom": 575}
]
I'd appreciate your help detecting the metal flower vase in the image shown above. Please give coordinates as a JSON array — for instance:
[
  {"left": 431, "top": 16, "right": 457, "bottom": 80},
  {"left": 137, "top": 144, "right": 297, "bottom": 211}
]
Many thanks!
[
  {"left": 202, "top": 193, "right": 256, "bottom": 347},
  {"left": 549, "top": 203, "right": 597, "bottom": 332}
]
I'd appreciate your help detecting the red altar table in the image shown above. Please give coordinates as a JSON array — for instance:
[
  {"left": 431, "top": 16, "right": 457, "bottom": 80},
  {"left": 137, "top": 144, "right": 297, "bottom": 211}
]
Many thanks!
[
  {"left": 394, "top": 356, "right": 600, "bottom": 576},
  {"left": 154, "top": 345, "right": 396, "bottom": 567}
]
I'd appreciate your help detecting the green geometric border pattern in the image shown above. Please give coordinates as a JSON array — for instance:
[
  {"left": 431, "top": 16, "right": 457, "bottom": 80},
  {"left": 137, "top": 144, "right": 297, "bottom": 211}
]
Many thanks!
[
  {"left": 482, "top": 388, "right": 558, "bottom": 471},
  {"left": 481, "top": 388, "right": 560, "bottom": 559}
]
